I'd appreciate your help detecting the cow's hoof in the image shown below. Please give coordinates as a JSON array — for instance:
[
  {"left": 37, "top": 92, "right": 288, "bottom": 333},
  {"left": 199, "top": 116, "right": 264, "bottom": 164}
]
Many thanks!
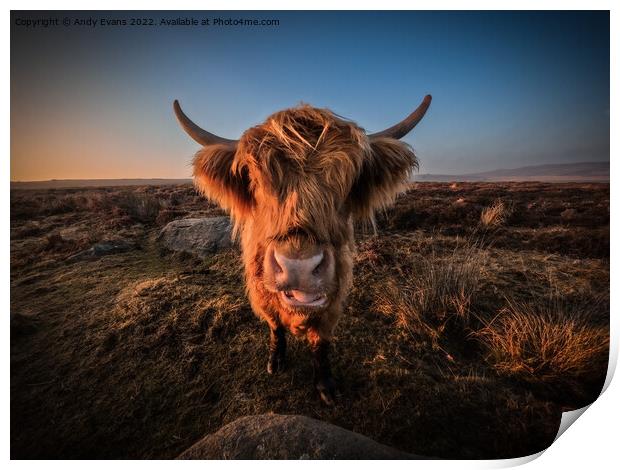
[
  {"left": 267, "top": 352, "right": 286, "bottom": 374},
  {"left": 316, "top": 378, "right": 336, "bottom": 406}
]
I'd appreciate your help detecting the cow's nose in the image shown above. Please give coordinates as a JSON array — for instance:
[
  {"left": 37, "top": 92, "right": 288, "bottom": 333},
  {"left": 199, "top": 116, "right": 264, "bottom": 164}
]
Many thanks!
[{"left": 271, "top": 249, "right": 326, "bottom": 288}]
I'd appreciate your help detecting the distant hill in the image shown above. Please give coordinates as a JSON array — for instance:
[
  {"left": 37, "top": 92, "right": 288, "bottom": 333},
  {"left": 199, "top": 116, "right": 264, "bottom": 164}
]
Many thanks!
[
  {"left": 413, "top": 162, "right": 609, "bottom": 182},
  {"left": 10, "top": 178, "right": 193, "bottom": 190},
  {"left": 10, "top": 162, "right": 610, "bottom": 189}
]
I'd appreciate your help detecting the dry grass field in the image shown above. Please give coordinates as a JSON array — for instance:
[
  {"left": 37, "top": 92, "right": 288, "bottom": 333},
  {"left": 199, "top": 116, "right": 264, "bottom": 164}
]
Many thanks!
[{"left": 10, "top": 182, "right": 609, "bottom": 459}]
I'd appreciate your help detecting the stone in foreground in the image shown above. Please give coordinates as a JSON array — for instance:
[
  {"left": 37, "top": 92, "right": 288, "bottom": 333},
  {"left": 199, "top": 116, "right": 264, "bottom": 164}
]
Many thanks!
[{"left": 177, "top": 414, "right": 421, "bottom": 459}]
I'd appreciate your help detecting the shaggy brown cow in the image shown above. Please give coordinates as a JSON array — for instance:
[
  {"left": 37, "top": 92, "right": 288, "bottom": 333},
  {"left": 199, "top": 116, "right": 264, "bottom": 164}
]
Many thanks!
[{"left": 173, "top": 96, "right": 431, "bottom": 405}]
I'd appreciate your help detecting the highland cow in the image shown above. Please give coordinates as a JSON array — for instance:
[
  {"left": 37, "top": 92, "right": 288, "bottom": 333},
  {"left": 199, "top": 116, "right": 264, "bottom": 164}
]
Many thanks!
[{"left": 173, "top": 95, "right": 431, "bottom": 405}]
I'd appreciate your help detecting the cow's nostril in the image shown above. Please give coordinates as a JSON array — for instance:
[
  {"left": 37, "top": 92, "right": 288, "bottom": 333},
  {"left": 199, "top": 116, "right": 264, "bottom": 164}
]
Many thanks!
[
  {"left": 312, "top": 256, "right": 325, "bottom": 276},
  {"left": 271, "top": 248, "right": 284, "bottom": 274}
]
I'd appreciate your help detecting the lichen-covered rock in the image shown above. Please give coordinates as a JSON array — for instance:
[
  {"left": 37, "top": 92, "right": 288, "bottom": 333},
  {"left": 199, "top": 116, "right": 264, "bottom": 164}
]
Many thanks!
[
  {"left": 177, "top": 414, "right": 421, "bottom": 460},
  {"left": 159, "top": 217, "right": 232, "bottom": 258}
]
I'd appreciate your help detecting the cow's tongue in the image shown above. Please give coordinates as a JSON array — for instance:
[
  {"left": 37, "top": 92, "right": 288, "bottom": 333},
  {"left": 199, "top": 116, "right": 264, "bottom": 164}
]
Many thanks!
[{"left": 290, "top": 290, "right": 319, "bottom": 303}]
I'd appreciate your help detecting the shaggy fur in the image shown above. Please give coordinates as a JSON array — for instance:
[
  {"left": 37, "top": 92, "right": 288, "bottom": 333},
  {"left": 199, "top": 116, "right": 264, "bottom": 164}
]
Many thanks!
[{"left": 192, "top": 104, "right": 417, "bottom": 352}]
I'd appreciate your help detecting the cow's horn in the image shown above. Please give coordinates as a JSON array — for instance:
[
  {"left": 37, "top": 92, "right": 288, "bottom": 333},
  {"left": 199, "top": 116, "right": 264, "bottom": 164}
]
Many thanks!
[
  {"left": 173, "top": 100, "right": 238, "bottom": 146},
  {"left": 369, "top": 95, "right": 432, "bottom": 140}
]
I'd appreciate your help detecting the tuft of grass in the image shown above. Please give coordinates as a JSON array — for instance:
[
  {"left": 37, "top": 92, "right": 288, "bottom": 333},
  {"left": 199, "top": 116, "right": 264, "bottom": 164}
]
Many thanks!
[
  {"left": 480, "top": 200, "right": 509, "bottom": 227},
  {"left": 114, "top": 192, "right": 162, "bottom": 224},
  {"left": 375, "top": 243, "right": 486, "bottom": 347},
  {"left": 474, "top": 297, "right": 609, "bottom": 392}
]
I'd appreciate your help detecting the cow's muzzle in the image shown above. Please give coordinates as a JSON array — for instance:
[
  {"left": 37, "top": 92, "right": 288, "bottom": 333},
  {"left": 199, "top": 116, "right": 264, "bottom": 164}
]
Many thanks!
[{"left": 265, "top": 245, "right": 335, "bottom": 308}]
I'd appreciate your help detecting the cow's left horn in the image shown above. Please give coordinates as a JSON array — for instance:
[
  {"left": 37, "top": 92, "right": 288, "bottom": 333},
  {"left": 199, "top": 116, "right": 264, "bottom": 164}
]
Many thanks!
[
  {"left": 173, "top": 100, "right": 238, "bottom": 146},
  {"left": 368, "top": 95, "right": 432, "bottom": 140}
]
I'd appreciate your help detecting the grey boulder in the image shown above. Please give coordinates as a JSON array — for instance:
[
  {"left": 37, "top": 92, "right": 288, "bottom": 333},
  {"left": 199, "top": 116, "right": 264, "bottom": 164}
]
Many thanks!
[
  {"left": 177, "top": 414, "right": 421, "bottom": 460},
  {"left": 159, "top": 217, "right": 232, "bottom": 258}
]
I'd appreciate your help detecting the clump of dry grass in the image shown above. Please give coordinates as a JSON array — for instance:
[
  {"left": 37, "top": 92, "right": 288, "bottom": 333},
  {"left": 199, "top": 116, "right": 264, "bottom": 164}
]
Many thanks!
[
  {"left": 474, "top": 297, "right": 609, "bottom": 393},
  {"left": 480, "top": 200, "right": 509, "bottom": 227},
  {"left": 375, "top": 243, "right": 486, "bottom": 347},
  {"left": 114, "top": 192, "right": 162, "bottom": 224}
]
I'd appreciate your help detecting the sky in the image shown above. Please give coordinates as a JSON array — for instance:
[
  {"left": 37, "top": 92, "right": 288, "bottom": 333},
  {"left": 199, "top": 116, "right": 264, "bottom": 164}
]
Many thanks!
[{"left": 11, "top": 11, "right": 609, "bottom": 181}]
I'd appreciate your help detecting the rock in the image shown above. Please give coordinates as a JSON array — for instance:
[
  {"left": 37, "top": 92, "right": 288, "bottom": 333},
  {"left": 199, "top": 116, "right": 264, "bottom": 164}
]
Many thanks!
[
  {"left": 177, "top": 414, "right": 421, "bottom": 460},
  {"left": 67, "top": 239, "right": 133, "bottom": 261},
  {"left": 90, "top": 240, "right": 133, "bottom": 256},
  {"left": 159, "top": 217, "right": 232, "bottom": 258}
]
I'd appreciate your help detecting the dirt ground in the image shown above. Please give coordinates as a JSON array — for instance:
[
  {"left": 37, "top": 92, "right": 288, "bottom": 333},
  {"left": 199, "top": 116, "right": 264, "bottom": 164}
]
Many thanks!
[{"left": 10, "top": 182, "right": 609, "bottom": 459}]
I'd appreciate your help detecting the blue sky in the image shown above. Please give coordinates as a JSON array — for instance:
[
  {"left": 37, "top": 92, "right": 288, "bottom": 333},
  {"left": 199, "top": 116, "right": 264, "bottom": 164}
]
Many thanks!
[{"left": 11, "top": 11, "right": 609, "bottom": 180}]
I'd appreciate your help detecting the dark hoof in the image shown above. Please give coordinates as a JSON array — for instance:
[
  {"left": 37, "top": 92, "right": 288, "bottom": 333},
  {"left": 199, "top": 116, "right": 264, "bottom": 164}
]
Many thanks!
[
  {"left": 316, "top": 378, "right": 336, "bottom": 406},
  {"left": 267, "top": 351, "right": 286, "bottom": 374}
]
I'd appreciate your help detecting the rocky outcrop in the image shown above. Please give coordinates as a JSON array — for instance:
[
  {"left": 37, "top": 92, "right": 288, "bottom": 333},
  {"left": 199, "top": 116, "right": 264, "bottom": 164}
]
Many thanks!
[
  {"left": 158, "top": 217, "right": 232, "bottom": 258},
  {"left": 177, "top": 414, "right": 421, "bottom": 460}
]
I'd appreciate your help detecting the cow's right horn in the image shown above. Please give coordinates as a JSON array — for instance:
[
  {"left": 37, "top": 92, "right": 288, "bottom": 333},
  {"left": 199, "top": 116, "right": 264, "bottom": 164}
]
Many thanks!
[
  {"left": 368, "top": 95, "right": 432, "bottom": 140},
  {"left": 173, "top": 100, "right": 238, "bottom": 147}
]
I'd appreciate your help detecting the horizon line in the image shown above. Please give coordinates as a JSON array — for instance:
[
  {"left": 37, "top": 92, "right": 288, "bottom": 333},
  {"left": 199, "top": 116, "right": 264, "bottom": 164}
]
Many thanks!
[{"left": 10, "top": 160, "right": 610, "bottom": 184}]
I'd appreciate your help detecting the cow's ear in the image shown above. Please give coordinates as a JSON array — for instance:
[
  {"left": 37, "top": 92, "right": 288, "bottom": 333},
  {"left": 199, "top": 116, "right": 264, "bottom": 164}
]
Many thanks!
[
  {"left": 347, "top": 137, "right": 418, "bottom": 221},
  {"left": 193, "top": 144, "right": 254, "bottom": 219}
]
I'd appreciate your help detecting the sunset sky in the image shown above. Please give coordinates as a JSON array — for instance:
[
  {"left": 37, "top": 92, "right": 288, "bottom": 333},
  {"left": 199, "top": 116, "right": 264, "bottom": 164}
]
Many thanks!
[{"left": 11, "top": 11, "right": 609, "bottom": 181}]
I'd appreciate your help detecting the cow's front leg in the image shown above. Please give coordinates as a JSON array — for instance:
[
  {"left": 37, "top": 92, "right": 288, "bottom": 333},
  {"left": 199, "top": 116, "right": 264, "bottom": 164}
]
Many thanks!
[
  {"left": 311, "top": 340, "right": 336, "bottom": 406},
  {"left": 267, "top": 325, "right": 287, "bottom": 374}
]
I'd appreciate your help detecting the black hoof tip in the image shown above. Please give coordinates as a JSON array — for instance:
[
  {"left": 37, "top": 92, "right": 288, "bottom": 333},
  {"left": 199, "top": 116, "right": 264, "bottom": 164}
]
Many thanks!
[
  {"left": 316, "top": 379, "right": 336, "bottom": 406},
  {"left": 267, "top": 353, "right": 286, "bottom": 375}
]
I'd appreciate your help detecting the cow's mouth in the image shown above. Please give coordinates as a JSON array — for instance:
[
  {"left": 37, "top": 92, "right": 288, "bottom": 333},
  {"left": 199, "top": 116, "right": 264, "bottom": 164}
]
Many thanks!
[{"left": 280, "top": 290, "right": 327, "bottom": 308}]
